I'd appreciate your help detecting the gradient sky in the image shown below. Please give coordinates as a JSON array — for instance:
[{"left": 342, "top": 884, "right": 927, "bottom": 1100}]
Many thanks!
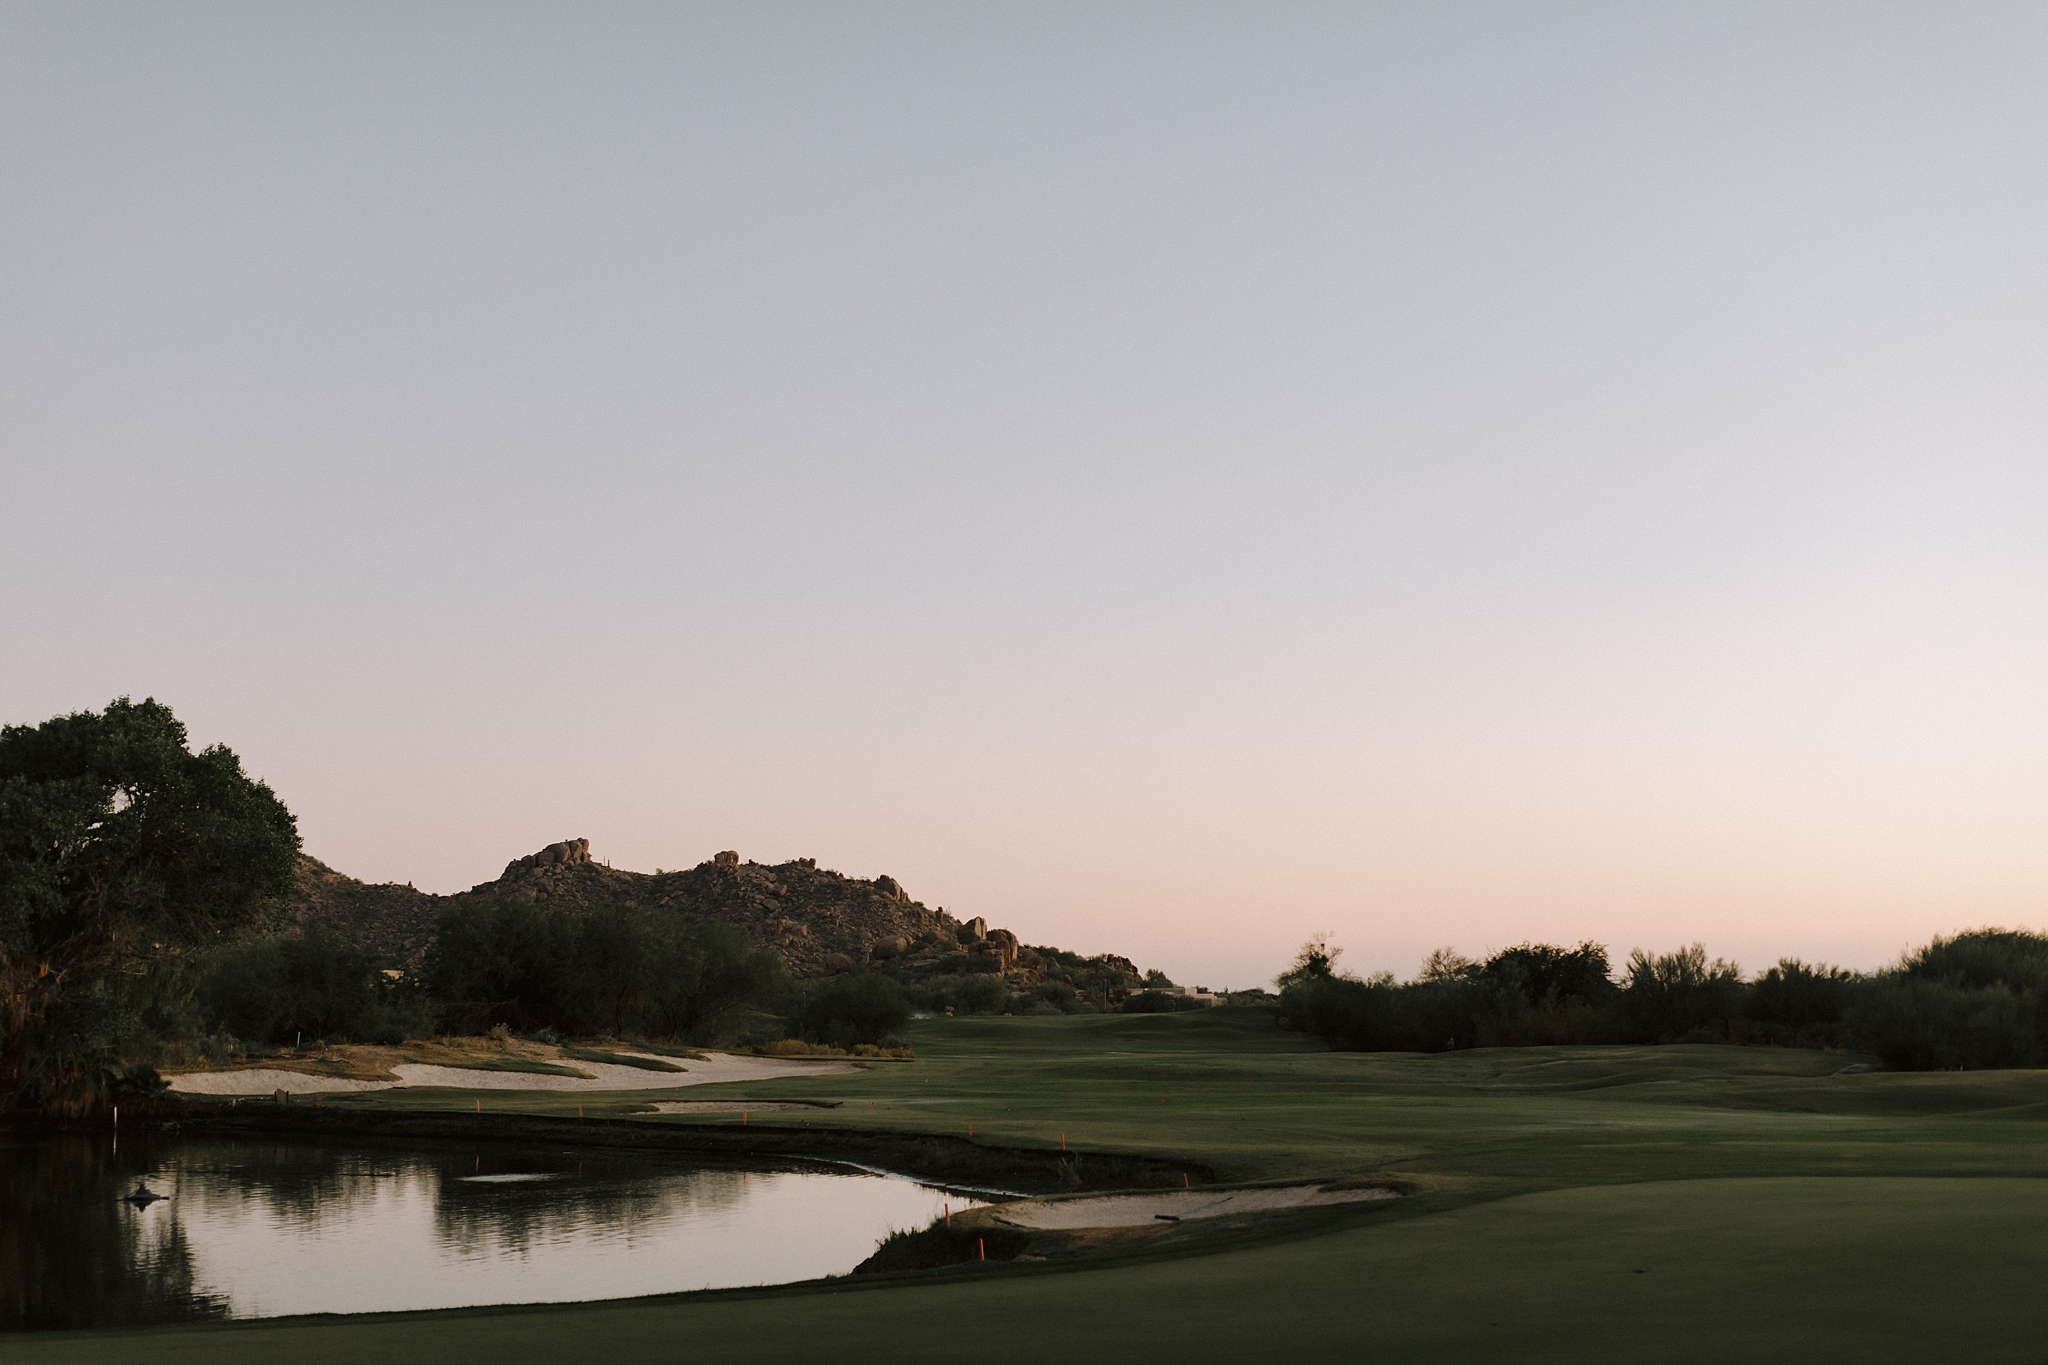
[{"left": 5, "top": 2, "right": 2045, "bottom": 989}]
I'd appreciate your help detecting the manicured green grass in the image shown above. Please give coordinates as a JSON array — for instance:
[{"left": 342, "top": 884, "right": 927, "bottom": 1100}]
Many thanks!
[
  {"left": 24, "top": 1179, "right": 2048, "bottom": 1364},
  {"left": 20, "top": 1009, "right": 2048, "bottom": 1362}
]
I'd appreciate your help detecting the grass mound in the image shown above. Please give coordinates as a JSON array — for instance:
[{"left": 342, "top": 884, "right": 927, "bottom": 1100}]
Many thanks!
[{"left": 853, "top": 1222, "right": 1034, "bottom": 1273}]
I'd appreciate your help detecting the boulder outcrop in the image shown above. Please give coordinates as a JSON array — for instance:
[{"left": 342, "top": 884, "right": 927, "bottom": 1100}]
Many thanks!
[
  {"left": 503, "top": 838, "right": 592, "bottom": 878},
  {"left": 293, "top": 844, "right": 1146, "bottom": 1004}
]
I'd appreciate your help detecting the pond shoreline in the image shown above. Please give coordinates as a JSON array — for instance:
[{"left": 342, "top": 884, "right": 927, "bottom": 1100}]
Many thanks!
[{"left": 2, "top": 1102, "right": 1210, "bottom": 1196}]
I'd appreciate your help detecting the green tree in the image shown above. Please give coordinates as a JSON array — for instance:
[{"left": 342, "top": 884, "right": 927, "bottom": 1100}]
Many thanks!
[
  {"left": 1618, "top": 943, "right": 1742, "bottom": 1043},
  {"left": 794, "top": 972, "right": 911, "bottom": 1047},
  {"left": 0, "top": 698, "right": 299, "bottom": 1112}
]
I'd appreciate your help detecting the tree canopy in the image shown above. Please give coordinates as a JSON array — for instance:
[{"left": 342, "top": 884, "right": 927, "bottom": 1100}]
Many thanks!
[{"left": 0, "top": 697, "right": 299, "bottom": 1111}]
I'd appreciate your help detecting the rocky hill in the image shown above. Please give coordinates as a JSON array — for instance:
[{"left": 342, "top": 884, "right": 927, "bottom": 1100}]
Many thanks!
[
  {"left": 291, "top": 843, "right": 1138, "bottom": 1000},
  {"left": 289, "top": 856, "right": 441, "bottom": 963}
]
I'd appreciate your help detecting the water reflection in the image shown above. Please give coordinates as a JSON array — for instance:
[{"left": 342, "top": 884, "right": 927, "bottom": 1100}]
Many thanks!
[
  {"left": 2, "top": 1136, "right": 980, "bottom": 1330},
  {"left": 1, "top": 1136, "right": 229, "bottom": 1331}
]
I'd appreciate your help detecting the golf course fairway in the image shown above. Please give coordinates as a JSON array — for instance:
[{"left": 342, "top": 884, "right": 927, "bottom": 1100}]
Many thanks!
[{"left": 18, "top": 1009, "right": 2048, "bottom": 1363}]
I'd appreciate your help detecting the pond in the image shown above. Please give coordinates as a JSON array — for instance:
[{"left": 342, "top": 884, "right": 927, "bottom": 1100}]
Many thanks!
[{"left": 2, "top": 1134, "right": 986, "bottom": 1330}]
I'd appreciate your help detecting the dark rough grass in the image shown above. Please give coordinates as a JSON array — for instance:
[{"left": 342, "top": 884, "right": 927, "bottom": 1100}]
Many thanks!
[
  {"left": 853, "top": 1223, "right": 1032, "bottom": 1273},
  {"left": 556, "top": 1046, "right": 685, "bottom": 1072}
]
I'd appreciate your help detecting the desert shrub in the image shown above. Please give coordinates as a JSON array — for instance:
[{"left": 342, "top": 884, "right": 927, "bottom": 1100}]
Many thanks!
[
  {"left": 794, "top": 972, "right": 912, "bottom": 1047},
  {"left": 1847, "top": 977, "right": 2041, "bottom": 1070},
  {"left": 425, "top": 900, "right": 782, "bottom": 1040},
  {"left": 909, "top": 973, "right": 1013, "bottom": 1016},
  {"left": 1479, "top": 942, "right": 1616, "bottom": 1009},
  {"left": 1277, "top": 936, "right": 1619, "bottom": 1052},
  {"left": 1837, "top": 930, "right": 2048, "bottom": 1069},
  {"left": 1033, "top": 981, "right": 1079, "bottom": 1011},
  {"left": 635, "top": 917, "right": 784, "bottom": 1041},
  {"left": 425, "top": 899, "right": 579, "bottom": 1034},
  {"left": 1902, "top": 929, "right": 2048, "bottom": 995},
  {"left": 197, "top": 930, "right": 393, "bottom": 1045},
  {"left": 1469, "top": 941, "right": 1620, "bottom": 1046},
  {"left": 1122, "top": 991, "right": 1209, "bottom": 1014},
  {"left": 1617, "top": 944, "right": 1743, "bottom": 1043},
  {"left": 755, "top": 1038, "right": 847, "bottom": 1057},
  {"left": 1281, "top": 974, "right": 1496, "bottom": 1052},
  {"left": 1743, "top": 959, "right": 1857, "bottom": 1044}
]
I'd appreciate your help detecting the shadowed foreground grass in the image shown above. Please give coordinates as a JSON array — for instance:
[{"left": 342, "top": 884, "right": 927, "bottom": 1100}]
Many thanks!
[
  {"left": 17, "top": 1010, "right": 2048, "bottom": 1363},
  {"left": 23, "top": 1179, "right": 2048, "bottom": 1365}
]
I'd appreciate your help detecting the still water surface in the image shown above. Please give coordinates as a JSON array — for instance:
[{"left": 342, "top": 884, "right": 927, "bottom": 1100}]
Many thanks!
[{"left": 4, "top": 1135, "right": 983, "bottom": 1330}]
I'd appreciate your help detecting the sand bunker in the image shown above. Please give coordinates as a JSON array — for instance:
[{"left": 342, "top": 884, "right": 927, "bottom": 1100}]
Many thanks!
[
  {"left": 992, "top": 1185, "right": 1400, "bottom": 1229},
  {"left": 162, "top": 1068, "right": 394, "bottom": 1096},
  {"left": 166, "top": 1051, "right": 859, "bottom": 1096}
]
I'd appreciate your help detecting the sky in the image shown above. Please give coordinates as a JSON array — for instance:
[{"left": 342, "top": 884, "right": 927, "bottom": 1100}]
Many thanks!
[{"left": 4, "top": 2, "right": 2045, "bottom": 989}]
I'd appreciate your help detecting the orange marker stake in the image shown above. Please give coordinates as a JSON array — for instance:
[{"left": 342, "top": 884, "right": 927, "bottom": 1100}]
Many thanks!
[
  {"left": 315, "top": 1095, "right": 321, "bottom": 1109},
  {"left": 1183, "top": 1172, "right": 1190, "bottom": 1188},
  {"left": 578, "top": 1104, "right": 583, "bottom": 1118},
  {"left": 742, "top": 1109, "right": 748, "bottom": 1125},
  {"left": 1060, "top": 1132, "right": 1066, "bottom": 1151},
  {"left": 945, "top": 1204, "right": 951, "bottom": 1228},
  {"left": 475, "top": 1098, "right": 480, "bottom": 1114},
  {"left": 978, "top": 1238, "right": 985, "bottom": 1261},
  {"left": 968, "top": 1121, "right": 973, "bottom": 1138}
]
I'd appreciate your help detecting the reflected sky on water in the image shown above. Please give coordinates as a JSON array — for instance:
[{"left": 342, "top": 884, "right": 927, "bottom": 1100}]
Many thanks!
[{"left": 3, "top": 1136, "right": 982, "bottom": 1329}]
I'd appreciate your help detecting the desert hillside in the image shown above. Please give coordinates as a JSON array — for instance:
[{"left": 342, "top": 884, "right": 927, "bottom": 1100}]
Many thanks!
[{"left": 291, "top": 843, "right": 1138, "bottom": 994}]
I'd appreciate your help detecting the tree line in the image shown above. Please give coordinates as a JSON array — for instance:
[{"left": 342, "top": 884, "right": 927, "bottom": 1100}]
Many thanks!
[
  {"left": 0, "top": 699, "right": 905, "bottom": 1115},
  {"left": 1278, "top": 932, "right": 2048, "bottom": 1070},
  {"left": 7, "top": 698, "right": 2044, "bottom": 1115}
]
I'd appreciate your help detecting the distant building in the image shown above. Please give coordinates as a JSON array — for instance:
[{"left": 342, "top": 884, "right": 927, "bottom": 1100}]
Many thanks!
[{"left": 1151, "top": 986, "right": 1222, "bottom": 1007}]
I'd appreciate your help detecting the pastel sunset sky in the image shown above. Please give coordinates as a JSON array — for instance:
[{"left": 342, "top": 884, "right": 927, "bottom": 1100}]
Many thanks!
[{"left": 5, "top": 2, "right": 2044, "bottom": 988}]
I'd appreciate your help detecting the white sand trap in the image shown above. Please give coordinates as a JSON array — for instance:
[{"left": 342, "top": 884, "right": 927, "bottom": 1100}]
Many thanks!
[
  {"left": 163, "top": 1068, "right": 395, "bottom": 1096},
  {"left": 992, "top": 1185, "right": 1400, "bottom": 1229},
  {"left": 648, "top": 1101, "right": 821, "bottom": 1113},
  {"left": 167, "top": 1051, "right": 859, "bottom": 1096}
]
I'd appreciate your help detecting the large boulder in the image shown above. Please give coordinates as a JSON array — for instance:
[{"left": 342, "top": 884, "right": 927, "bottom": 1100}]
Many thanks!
[
  {"left": 874, "top": 874, "right": 908, "bottom": 902},
  {"left": 713, "top": 850, "right": 740, "bottom": 868},
  {"left": 986, "top": 928, "right": 1019, "bottom": 972},
  {"left": 960, "top": 916, "right": 988, "bottom": 942},
  {"left": 869, "top": 936, "right": 910, "bottom": 962},
  {"left": 823, "top": 952, "right": 854, "bottom": 975},
  {"left": 503, "top": 838, "right": 592, "bottom": 878}
]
